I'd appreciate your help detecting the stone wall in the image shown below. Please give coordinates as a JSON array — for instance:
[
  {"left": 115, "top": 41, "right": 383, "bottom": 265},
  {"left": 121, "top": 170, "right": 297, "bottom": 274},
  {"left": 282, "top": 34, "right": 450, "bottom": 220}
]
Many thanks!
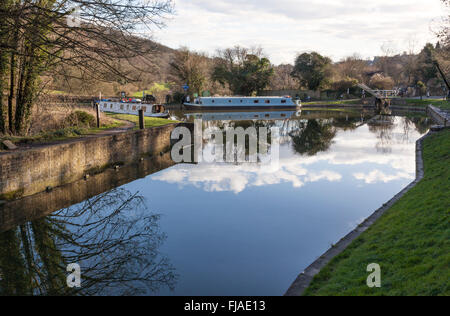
[
  {"left": 0, "top": 151, "right": 175, "bottom": 232},
  {"left": 427, "top": 105, "right": 449, "bottom": 126},
  {"left": 0, "top": 123, "right": 188, "bottom": 199}
]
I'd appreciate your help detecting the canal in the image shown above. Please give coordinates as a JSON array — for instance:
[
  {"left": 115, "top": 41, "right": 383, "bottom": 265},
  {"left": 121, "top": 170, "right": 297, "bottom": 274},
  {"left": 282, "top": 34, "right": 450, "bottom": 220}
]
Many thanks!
[{"left": 0, "top": 109, "right": 432, "bottom": 296}]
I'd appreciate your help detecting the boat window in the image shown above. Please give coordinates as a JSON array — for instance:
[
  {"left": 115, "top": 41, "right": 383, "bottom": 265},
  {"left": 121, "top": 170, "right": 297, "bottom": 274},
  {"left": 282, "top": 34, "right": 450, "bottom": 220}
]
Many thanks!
[
  {"left": 265, "top": 114, "right": 270, "bottom": 118},
  {"left": 281, "top": 100, "right": 287, "bottom": 104},
  {"left": 229, "top": 100, "right": 232, "bottom": 103},
  {"left": 153, "top": 105, "right": 162, "bottom": 113},
  {"left": 281, "top": 114, "right": 286, "bottom": 117},
  {"left": 103, "top": 104, "right": 107, "bottom": 108},
  {"left": 265, "top": 100, "right": 271, "bottom": 104},
  {"left": 254, "top": 115, "right": 259, "bottom": 118},
  {"left": 132, "top": 106, "right": 136, "bottom": 111},
  {"left": 254, "top": 100, "right": 259, "bottom": 104},
  {"left": 110, "top": 104, "right": 113, "bottom": 108},
  {"left": 212, "top": 100, "right": 215, "bottom": 103},
  {"left": 120, "top": 105, "right": 124, "bottom": 110},
  {"left": 142, "top": 106, "right": 147, "bottom": 112},
  {"left": 240, "top": 100, "right": 243, "bottom": 103}
]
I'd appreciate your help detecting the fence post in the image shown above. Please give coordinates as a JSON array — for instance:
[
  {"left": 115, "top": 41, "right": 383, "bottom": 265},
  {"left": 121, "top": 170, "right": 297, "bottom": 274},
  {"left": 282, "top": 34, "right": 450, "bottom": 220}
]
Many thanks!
[
  {"left": 95, "top": 102, "right": 100, "bottom": 128},
  {"left": 139, "top": 109, "right": 144, "bottom": 130}
]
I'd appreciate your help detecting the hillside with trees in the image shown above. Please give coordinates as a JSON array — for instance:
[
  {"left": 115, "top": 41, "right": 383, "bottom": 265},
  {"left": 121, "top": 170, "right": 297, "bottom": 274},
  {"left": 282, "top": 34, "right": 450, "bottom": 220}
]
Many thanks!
[
  {"left": 0, "top": 0, "right": 174, "bottom": 135},
  {"left": 1, "top": 0, "right": 449, "bottom": 137}
]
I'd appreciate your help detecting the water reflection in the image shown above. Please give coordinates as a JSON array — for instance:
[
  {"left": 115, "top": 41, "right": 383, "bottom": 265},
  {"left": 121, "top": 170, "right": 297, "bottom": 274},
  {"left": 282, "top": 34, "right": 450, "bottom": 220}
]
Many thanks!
[
  {"left": 0, "top": 153, "right": 178, "bottom": 296},
  {"left": 0, "top": 109, "right": 433, "bottom": 296},
  {"left": 290, "top": 119, "right": 337, "bottom": 156},
  {"left": 154, "top": 114, "right": 431, "bottom": 194},
  {"left": 367, "top": 115, "right": 396, "bottom": 154},
  {"left": 0, "top": 188, "right": 176, "bottom": 296}
]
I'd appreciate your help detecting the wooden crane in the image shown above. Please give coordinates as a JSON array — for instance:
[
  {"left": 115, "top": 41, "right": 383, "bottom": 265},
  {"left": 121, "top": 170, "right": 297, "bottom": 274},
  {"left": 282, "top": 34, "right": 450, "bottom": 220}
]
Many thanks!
[{"left": 434, "top": 61, "right": 450, "bottom": 100}]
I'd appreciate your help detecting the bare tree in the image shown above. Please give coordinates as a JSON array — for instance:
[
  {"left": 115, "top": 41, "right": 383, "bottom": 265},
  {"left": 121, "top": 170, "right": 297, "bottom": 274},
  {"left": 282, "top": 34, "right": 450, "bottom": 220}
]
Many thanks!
[
  {"left": 269, "top": 64, "right": 299, "bottom": 91},
  {"left": 401, "top": 38, "right": 420, "bottom": 85},
  {"left": 0, "top": 188, "right": 177, "bottom": 296},
  {"left": 169, "top": 47, "right": 210, "bottom": 97},
  {"left": 336, "top": 54, "right": 369, "bottom": 82},
  {"left": 0, "top": 0, "right": 174, "bottom": 135},
  {"left": 437, "top": 0, "right": 450, "bottom": 46}
]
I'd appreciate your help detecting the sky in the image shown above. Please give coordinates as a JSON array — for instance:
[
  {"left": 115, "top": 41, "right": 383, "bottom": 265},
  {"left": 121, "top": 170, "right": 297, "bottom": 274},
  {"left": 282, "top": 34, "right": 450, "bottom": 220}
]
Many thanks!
[{"left": 152, "top": 0, "right": 447, "bottom": 65}]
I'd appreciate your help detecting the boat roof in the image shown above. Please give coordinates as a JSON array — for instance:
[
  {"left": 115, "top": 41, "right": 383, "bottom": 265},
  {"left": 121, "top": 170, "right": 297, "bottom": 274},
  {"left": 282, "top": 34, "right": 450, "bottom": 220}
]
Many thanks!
[{"left": 200, "top": 96, "right": 291, "bottom": 99}]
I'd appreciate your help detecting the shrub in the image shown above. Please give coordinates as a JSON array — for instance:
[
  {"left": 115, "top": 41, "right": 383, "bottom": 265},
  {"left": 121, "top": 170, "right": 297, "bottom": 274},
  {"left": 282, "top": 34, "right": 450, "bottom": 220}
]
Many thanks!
[
  {"left": 173, "top": 91, "right": 185, "bottom": 103},
  {"left": 332, "top": 77, "right": 359, "bottom": 94},
  {"left": 369, "top": 74, "right": 395, "bottom": 90},
  {"left": 65, "top": 111, "right": 96, "bottom": 128}
]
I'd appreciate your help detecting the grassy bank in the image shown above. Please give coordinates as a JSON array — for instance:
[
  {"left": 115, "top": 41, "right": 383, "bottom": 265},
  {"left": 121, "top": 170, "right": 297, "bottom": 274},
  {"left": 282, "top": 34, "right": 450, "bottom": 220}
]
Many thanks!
[
  {"left": 302, "top": 99, "right": 362, "bottom": 106},
  {"left": 304, "top": 130, "right": 450, "bottom": 296},
  {"left": 402, "top": 99, "right": 450, "bottom": 111},
  {"left": 106, "top": 113, "right": 178, "bottom": 129},
  {"left": 303, "top": 98, "right": 450, "bottom": 111},
  {"left": 0, "top": 122, "right": 125, "bottom": 148}
]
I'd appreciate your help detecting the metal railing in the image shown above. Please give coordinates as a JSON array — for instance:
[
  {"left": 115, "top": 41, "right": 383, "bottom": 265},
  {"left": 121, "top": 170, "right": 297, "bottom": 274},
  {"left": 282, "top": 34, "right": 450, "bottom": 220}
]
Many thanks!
[{"left": 357, "top": 84, "right": 398, "bottom": 99}]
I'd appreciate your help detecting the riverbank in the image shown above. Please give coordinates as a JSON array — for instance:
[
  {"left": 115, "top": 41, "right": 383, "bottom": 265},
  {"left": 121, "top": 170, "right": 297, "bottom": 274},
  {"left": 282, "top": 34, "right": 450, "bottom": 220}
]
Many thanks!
[
  {"left": 302, "top": 99, "right": 363, "bottom": 106},
  {"left": 0, "top": 121, "right": 127, "bottom": 149},
  {"left": 106, "top": 113, "right": 179, "bottom": 128},
  {"left": 0, "top": 122, "right": 187, "bottom": 200},
  {"left": 0, "top": 107, "right": 130, "bottom": 150},
  {"left": 402, "top": 98, "right": 450, "bottom": 111},
  {"left": 0, "top": 112, "right": 177, "bottom": 152},
  {"left": 304, "top": 98, "right": 449, "bottom": 111},
  {"left": 299, "top": 129, "right": 449, "bottom": 296}
]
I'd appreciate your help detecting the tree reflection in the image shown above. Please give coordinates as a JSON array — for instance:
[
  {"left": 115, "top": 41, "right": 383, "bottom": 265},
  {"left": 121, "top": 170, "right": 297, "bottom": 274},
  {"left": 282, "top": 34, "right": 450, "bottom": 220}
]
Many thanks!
[
  {"left": 331, "top": 116, "right": 361, "bottom": 131},
  {"left": 0, "top": 189, "right": 177, "bottom": 296},
  {"left": 407, "top": 117, "right": 431, "bottom": 135},
  {"left": 202, "top": 119, "right": 277, "bottom": 162},
  {"left": 368, "top": 116, "right": 396, "bottom": 154},
  {"left": 367, "top": 116, "right": 431, "bottom": 154},
  {"left": 290, "top": 119, "right": 337, "bottom": 156}
]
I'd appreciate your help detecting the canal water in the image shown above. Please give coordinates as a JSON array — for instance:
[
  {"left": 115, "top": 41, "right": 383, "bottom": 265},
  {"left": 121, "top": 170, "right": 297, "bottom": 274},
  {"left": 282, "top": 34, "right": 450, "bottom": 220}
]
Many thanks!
[{"left": 0, "top": 109, "right": 431, "bottom": 296}]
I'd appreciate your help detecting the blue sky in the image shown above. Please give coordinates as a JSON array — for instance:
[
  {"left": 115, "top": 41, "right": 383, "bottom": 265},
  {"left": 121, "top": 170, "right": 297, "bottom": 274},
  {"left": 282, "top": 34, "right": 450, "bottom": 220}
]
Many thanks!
[{"left": 152, "top": 0, "right": 447, "bottom": 64}]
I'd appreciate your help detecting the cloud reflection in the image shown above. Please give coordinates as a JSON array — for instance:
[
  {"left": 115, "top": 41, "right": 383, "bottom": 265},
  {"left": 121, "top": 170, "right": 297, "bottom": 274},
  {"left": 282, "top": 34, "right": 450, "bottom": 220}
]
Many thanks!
[{"left": 153, "top": 117, "right": 424, "bottom": 193}]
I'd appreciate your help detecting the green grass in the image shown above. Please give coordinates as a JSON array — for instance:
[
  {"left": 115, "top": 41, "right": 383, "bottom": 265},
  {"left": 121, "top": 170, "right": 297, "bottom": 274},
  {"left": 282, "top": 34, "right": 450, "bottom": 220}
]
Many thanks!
[
  {"left": 132, "top": 90, "right": 152, "bottom": 98},
  {"left": 45, "top": 89, "right": 66, "bottom": 95},
  {"left": 0, "top": 112, "right": 177, "bottom": 149},
  {"left": 303, "top": 98, "right": 450, "bottom": 111},
  {"left": 132, "top": 82, "right": 171, "bottom": 98},
  {"left": 0, "top": 122, "right": 124, "bottom": 147},
  {"left": 106, "top": 113, "right": 178, "bottom": 129},
  {"left": 304, "top": 130, "right": 450, "bottom": 296},
  {"left": 303, "top": 99, "right": 363, "bottom": 106},
  {"left": 402, "top": 99, "right": 450, "bottom": 111},
  {"left": 302, "top": 107, "right": 358, "bottom": 113}
]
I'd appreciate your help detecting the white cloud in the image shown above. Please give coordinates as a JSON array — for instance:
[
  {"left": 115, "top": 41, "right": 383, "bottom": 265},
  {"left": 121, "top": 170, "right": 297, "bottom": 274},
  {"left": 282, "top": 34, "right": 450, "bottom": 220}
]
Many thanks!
[
  {"left": 353, "top": 170, "right": 413, "bottom": 184},
  {"left": 153, "top": 0, "right": 446, "bottom": 64},
  {"left": 152, "top": 117, "right": 423, "bottom": 193},
  {"left": 152, "top": 160, "right": 341, "bottom": 194}
]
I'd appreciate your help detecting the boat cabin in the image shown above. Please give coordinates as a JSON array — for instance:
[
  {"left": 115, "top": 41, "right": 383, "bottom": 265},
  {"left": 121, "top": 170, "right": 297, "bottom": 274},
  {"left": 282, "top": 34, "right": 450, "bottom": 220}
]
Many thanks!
[{"left": 98, "top": 101, "right": 168, "bottom": 118}]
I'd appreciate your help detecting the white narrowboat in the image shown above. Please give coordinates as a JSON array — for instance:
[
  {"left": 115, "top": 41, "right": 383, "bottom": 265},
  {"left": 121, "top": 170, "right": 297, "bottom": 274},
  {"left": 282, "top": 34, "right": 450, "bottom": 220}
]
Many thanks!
[
  {"left": 98, "top": 101, "right": 169, "bottom": 118},
  {"left": 184, "top": 96, "right": 301, "bottom": 110},
  {"left": 185, "top": 110, "right": 299, "bottom": 122}
]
